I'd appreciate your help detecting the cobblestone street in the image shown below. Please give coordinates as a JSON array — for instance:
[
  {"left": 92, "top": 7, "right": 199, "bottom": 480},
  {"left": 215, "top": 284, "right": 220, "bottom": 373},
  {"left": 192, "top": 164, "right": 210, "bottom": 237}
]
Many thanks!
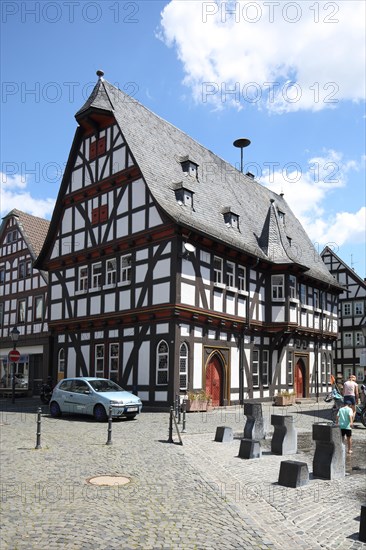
[{"left": 1, "top": 399, "right": 365, "bottom": 549}]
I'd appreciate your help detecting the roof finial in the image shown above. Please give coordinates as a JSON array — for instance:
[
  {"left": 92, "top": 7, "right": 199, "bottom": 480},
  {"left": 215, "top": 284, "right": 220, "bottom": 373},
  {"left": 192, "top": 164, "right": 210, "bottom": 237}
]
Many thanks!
[{"left": 96, "top": 70, "right": 105, "bottom": 81}]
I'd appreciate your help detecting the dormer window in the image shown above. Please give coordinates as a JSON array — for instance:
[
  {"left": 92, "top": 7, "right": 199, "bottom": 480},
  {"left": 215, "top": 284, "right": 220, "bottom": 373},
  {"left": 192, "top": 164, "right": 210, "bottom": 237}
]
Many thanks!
[
  {"left": 173, "top": 184, "right": 194, "bottom": 208},
  {"left": 179, "top": 155, "right": 199, "bottom": 179},
  {"left": 222, "top": 207, "right": 239, "bottom": 229},
  {"left": 278, "top": 210, "right": 285, "bottom": 224}
]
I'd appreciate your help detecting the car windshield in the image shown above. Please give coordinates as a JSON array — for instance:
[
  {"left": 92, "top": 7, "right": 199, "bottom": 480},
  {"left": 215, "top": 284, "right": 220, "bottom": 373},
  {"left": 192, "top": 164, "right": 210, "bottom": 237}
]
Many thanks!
[{"left": 88, "top": 380, "right": 124, "bottom": 392}]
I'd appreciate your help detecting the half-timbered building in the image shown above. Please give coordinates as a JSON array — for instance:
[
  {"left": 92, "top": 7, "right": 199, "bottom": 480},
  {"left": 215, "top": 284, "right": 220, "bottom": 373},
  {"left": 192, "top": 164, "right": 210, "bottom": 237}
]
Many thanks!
[
  {"left": 321, "top": 246, "right": 366, "bottom": 383},
  {"left": 35, "top": 71, "right": 342, "bottom": 406},
  {"left": 0, "top": 209, "right": 50, "bottom": 395}
]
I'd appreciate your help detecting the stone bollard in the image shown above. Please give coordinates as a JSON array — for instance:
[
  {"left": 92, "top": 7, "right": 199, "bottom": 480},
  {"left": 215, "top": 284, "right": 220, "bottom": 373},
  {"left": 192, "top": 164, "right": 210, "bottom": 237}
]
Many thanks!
[
  {"left": 278, "top": 460, "right": 309, "bottom": 488},
  {"left": 312, "top": 423, "right": 345, "bottom": 480},
  {"left": 243, "top": 402, "right": 265, "bottom": 440},
  {"left": 271, "top": 415, "right": 297, "bottom": 455},
  {"left": 359, "top": 504, "right": 366, "bottom": 542},
  {"left": 214, "top": 426, "right": 233, "bottom": 443},
  {"left": 238, "top": 438, "right": 262, "bottom": 459}
]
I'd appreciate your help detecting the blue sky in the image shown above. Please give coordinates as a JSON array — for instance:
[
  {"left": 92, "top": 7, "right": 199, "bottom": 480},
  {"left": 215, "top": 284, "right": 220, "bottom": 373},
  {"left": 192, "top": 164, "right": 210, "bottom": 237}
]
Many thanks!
[{"left": 1, "top": 0, "right": 365, "bottom": 276}]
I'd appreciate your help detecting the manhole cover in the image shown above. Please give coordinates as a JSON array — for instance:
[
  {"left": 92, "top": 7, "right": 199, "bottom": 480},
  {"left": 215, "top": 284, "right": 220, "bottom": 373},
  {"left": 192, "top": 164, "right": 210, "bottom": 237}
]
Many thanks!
[{"left": 87, "top": 475, "right": 131, "bottom": 486}]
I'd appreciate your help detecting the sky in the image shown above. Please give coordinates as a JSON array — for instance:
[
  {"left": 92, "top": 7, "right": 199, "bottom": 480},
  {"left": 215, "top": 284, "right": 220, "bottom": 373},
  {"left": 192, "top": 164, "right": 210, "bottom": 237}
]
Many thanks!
[{"left": 1, "top": 0, "right": 365, "bottom": 277}]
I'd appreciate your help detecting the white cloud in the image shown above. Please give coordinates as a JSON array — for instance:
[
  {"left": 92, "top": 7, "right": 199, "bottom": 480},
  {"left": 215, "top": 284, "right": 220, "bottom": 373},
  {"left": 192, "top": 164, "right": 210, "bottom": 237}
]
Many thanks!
[
  {"left": 260, "top": 150, "right": 365, "bottom": 246},
  {"left": 0, "top": 173, "right": 55, "bottom": 219},
  {"left": 160, "top": 0, "right": 366, "bottom": 112}
]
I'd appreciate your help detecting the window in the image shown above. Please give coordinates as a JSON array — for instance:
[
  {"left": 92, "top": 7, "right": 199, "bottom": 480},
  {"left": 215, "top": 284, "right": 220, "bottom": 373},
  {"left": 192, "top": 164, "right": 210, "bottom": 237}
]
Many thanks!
[
  {"left": 342, "top": 302, "right": 351, "bottom": 316},
  {"left": 92, "top": 262, "right": 102, "bottom": 289},
  {"left": 252, "top": 350, "right": 259, "bottom": 387},
  {"left": 262, "top": 350, "right": 269, "bottom": 386},
  {"left": 71, "top": 380, "right": 90, "bottom": 394},
  {"left": 0, "top": 303, "right": 3, "bottom": 326},
  {"left": 213, "top": 256, "right": 223, "bottom": 284},
  {"left": 6, "top": 230, "right": 17, "bottom": 243},
  {"left": 34, "top": 296, "right": 43, "bottom": 321},
  {"left": 0, "top": 268, "right": 4, "bottom": 284},
  {"left": 109, "top": 344, "right": 119, "bottom": 379},
  {"left": 179, "top": 343, "right": 188, "bottom": 391},
  {"left": 287, "top": 351, "right": 293, "bottom": 385},
  {"left": 17, "top": 299, "right": 26, "bottom": 323},
  {"left": 92, "top": 205, "right": 108, "bottom": 225},
  {"left": 156, "top": 340, "right": 169, "bottom": 385},
  {"left": 299, "top": 283, "right": 306, "bottom": 304},
  {"left": 89, "top": 136, "right": 106, "bottom": 161},
  {"left": 238, "top": 265, "right": 246, "bottom": 291},
  {"left": 106, "top": 259, "right": 117, "bottom": 286},
  {"left": 355, "top": 332, "right": 364, "bottom": 347},
  {"left": 58, "top": 348, "right": 65, "bottom": 374},
  {"left": 271, "top": 275, "right": 284, "bottom": 300},
  {"left": 343, "top": 332, "right": 352, "bottom": 347},
  {"left": 79, "top": 266, "right": 88, "bottom": 291},
  {"left": 26, "top": 261, "right": 32, "bottom": 277},
  {"left": 321, "top": 353, "right": 326, "bottom": 384},
  {"left": 289, "top": 275, "right": 297, "bottom": 299},
  {"left": 18, "top": 261, "right": 26, "bottom": 279},
  {"left": 226, "top": 261, "right": 235, "bottom": 287},
  {"left": 354, "top": 302, "right": 364, "bottom": 316},
  {"left": 314, "top": 289, "right": 320, "bottom": 309},
  {"left": 121, "top": 254, "right": 132, "bottom": 284},
  {"left": 95, "top": 344, "right": 104, "bottom": 376}
]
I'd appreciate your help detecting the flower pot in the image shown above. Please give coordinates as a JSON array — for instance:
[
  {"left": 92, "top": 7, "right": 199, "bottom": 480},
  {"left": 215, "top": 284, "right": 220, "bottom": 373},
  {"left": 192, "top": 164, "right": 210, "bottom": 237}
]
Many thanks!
[
  {"left": 185, "top": 399, "right": 208, "bottom": 412},
  {"left": 274, "top": 395, "right": 295, "bottom": 406}
]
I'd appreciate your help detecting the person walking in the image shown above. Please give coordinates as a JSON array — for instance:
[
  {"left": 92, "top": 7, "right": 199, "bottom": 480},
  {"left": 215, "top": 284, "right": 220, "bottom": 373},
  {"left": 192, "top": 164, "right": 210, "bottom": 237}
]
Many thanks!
[
  {"left": 342, "top": 374, "right": 359, "bottom": 415},
  {"left": 336, "top": 402, "right": 354, "bottom": 454}
]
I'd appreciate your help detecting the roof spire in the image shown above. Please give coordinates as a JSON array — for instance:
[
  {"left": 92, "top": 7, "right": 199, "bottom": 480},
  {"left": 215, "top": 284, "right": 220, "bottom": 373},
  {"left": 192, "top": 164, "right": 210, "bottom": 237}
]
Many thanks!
[{"left": 96, "top": 69, "right": 105, "bottom": 81}]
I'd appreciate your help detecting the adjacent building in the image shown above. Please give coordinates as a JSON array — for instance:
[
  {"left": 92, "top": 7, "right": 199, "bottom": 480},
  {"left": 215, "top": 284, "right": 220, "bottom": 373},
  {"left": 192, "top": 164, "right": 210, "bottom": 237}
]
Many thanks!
[
  {"left": 0, "top": 209, "right": 50, "bottom": 394},
  {"left": 33, "top": 72, "right": 342, "bottom": 406},
  {"left": 321, "top": 246, "right": 366, "bottom": 382}
]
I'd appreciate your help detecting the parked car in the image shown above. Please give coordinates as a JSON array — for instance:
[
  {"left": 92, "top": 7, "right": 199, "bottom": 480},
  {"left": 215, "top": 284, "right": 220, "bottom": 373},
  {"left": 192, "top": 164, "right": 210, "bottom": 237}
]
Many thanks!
[{"left": 49, "top": 377, "right": 142, "bottom": 421}]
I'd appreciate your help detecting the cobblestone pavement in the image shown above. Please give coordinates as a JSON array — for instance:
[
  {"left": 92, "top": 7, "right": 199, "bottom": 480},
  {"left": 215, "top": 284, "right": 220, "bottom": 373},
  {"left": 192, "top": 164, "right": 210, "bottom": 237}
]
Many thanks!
[{"left": 0, "top": 399, "right": 365, "bottom": 550}]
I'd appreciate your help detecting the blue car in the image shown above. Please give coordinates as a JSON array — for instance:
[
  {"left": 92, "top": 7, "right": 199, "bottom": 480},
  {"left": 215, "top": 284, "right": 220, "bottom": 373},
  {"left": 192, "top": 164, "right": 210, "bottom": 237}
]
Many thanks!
[{"left": 49, "top": 377, "right": 142, "bottom": 421}]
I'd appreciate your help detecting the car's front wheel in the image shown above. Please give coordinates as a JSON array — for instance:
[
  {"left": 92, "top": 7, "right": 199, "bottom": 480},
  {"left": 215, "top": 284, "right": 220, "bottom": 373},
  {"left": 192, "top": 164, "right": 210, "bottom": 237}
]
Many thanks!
[
  {"left": 50, "top": 401, "right": 62, "bottom": 418},
  {"left": 94, "top": 404, "right": 107, "bottom": 422}
]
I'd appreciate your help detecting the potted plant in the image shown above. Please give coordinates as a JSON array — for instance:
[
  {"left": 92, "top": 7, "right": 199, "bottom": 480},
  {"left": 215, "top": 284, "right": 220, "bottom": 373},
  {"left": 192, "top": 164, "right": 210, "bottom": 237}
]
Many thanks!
[
  {"left": 185, "top": 390, "right": 212, "bottom": 412},
  {"left": 274, "top": 390, "right": 296, "bottom": 406}
]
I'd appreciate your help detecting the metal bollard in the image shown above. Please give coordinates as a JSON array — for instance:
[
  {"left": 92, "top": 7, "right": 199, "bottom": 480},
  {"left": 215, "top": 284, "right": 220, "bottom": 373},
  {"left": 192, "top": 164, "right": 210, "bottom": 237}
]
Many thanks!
[
  {"left": 181, "top": 400, "right": 187, "bottom": 433},
  {"left": 168, "top": 406, "right": 174, "bottom": 443},
  {"left": 35, "top": 407, "right": 42, "bottom": 449},
  {"left": 178, "top": 397, "right": 181, "bottom": 424},
  {"left": 106, "top": 406, "right": 113, "bottom": 445},
  {"left": 175, "top": 394, "right": 179, "bottom": 418}
]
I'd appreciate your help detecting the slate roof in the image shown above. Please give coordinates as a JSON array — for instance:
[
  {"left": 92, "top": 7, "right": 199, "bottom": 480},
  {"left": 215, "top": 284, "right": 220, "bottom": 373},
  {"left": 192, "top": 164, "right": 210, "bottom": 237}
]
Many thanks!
[
  {"left": 42, "top": 74, "right": 341, "bottom": 289},
  {"left": 1, "top": 209, "right": 50, "bottom": 277}
]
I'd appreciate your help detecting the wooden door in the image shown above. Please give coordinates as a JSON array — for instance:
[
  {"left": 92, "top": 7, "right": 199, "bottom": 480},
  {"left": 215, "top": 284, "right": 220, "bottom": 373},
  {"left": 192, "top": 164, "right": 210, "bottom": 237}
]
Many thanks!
[
  {"left": 205, "top": 356, "right": 223, "bottom": 406},
  {"left": 295, "top": 359, "right": 304, "bottom": 398}
]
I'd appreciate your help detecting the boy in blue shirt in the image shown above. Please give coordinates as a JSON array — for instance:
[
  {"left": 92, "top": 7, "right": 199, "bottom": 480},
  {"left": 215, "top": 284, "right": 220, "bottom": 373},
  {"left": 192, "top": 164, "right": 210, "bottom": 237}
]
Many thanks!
[{"left": 336, "top": 402, "right": 354, "bottom": 454}]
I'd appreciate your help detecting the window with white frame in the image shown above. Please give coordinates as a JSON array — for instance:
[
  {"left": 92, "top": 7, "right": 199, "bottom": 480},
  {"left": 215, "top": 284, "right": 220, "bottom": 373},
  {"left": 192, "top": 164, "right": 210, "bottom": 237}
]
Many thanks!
[
  {"left": 321, "top": 353, "right": 326, "bottom": 384},
  {"left": 26, "top": 261, "right": 32, "bottom": 277},
  {"left": 58, "top": 348, "right": 65, "bottom": 374},
  {"left": 238, "top": 265, "right": 246, "bottom": 291},
  {"left": 106, "top": 259, "right": 117, "bottom": 285},
  {"left": 121, "top": 254, "right": 132, "bottom": 284},
  {"left": 314, "top": 289, "right": 320, "bottom": 309},
  {"left": 213, "top": 256, "right": 223, "bottom": 284},
  {"left": 287, "top": 350, "right": 293, "bottom": 385},
  {"left": 95, "top": 344, "right": 105, "bottom": 376},
  {"left": 18, "top": 261, "right": 26, "bottom": 279},
  {"left": 327, "top": 354, "right": 332, "bottom": 382},
  {"left": 299, "top": 283, "right": 306, "bottom": 304},
  {"left": 92, "top": 262, "right": 102, "bottom": 289},
  {"left": 179, "top": 343, "right": 188, "bottom": 391},
  {"left": 252, "top": 350, "right": 259, "bottom": 387},
  {"left": 34, "top": 296, "right": 43, "bottom": 321},
  {"left": 271, "top": 275, "right": 284, "bottom": 300},
  {"left": 342, "top": 302, "right": 351, "bottom": 316},
  {"left": 355, "top": 332, "right": 364, "bottom": 347},
  {"left": 79, "top": 266, "right": 88, "bottom": 291},
  {"left": 289, "top": 275, "right": 297, "bottom": 299},
  {"left": 156, "top": 340, "right": 169, "bottom": 385},
  {"left": 18, "top": 299, "right": 26, "bottom": 323},
  {"left": 109, "top": 343, "right": 119, "bottom": 378},
  {"left": 354, "top": 302, "right": 364, "bottom": 316},
  {"left": 343, "top": 332, "right": 353, "bottom": 347},
  {"left": 0, "top": 268, "right": 4, "bottom": 284},
  {"left": 262, "top": 350, "right": 269, "bottom": 386},
  {"left": 0, "top": 303, "right": 3, "bottom": 326},
  {"left": 226, "top": 261, "right": 235, "bottom": 287}
]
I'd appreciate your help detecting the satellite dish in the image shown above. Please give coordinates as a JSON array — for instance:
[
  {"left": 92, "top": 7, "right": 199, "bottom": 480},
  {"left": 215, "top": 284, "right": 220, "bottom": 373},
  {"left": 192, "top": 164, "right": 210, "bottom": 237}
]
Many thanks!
[{"left": 184, "top": 242, "right": 196, "bottom": 253}]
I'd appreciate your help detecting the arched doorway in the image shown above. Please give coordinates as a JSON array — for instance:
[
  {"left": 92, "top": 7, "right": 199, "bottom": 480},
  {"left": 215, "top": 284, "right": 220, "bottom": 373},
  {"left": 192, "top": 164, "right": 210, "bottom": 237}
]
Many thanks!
[
  {"left": 205, "top": 355, "right": 224, "bottom": 406},
  {"left": 295, "top": 358, "right": 306, "bottom": 398}
]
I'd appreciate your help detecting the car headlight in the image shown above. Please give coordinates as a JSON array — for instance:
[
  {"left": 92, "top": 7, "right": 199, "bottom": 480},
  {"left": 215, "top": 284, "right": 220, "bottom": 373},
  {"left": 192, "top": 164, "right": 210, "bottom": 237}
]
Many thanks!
[{"left": 110, "top": 400, "right": 124, "bottom": 405}]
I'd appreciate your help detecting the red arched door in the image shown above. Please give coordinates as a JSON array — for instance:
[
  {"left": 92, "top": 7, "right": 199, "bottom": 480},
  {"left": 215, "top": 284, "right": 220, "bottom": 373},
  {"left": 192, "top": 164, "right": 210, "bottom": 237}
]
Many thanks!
[
  {"left": 205, "top": 356, "right": 223, "bottom": 406},
  {"left": 295, "top": 358, "right": 305, "bottom": 398}
]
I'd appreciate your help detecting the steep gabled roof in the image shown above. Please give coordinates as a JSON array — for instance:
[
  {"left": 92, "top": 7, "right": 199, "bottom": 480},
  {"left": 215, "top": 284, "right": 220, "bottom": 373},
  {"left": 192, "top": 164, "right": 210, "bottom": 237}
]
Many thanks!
[
  {"left": 1, "top": 209, "right": 50, "bottom": 282},
  {"left": 321, "top": 246, "right": 366, "bottom": 288},
  {"left": 38, "top": 73, "right": 341, "bottom": 289}
]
